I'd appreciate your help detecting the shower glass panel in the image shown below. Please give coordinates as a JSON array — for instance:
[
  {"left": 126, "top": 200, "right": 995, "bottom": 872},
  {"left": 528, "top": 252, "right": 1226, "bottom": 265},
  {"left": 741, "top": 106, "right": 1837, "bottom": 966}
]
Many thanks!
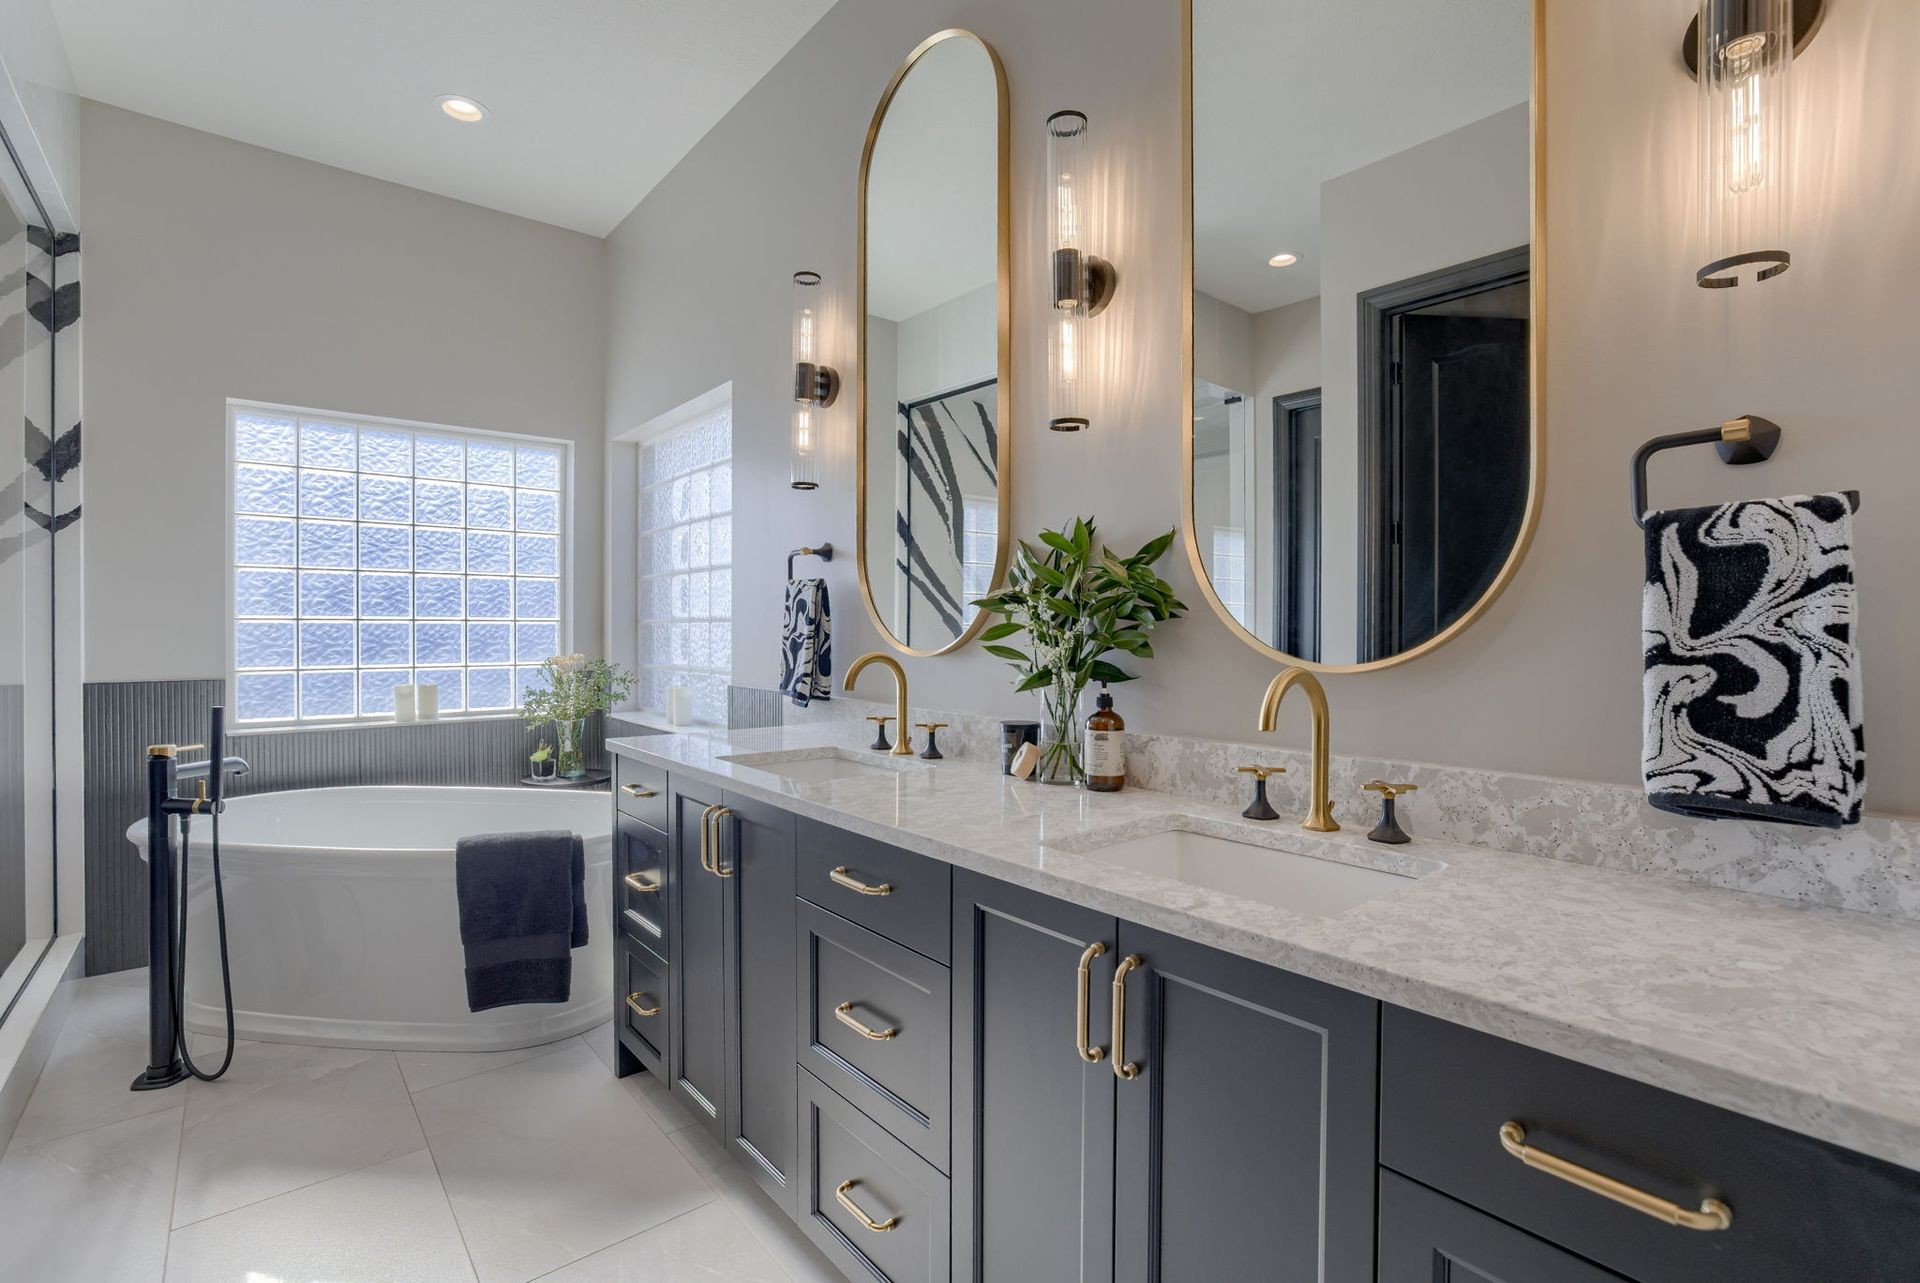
[{"left": 0, "top": 133, "right": 60, "bottom": 1028}]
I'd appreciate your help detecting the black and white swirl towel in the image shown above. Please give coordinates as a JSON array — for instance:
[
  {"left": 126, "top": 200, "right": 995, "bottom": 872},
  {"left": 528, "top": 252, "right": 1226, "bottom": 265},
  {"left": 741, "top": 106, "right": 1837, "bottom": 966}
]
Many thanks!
[
  {"left": 779, "top": 578, "right": 833, "bottom": 707},
  {"left": 1643, "top": 493, "right": 1863, "bottom": 827}
]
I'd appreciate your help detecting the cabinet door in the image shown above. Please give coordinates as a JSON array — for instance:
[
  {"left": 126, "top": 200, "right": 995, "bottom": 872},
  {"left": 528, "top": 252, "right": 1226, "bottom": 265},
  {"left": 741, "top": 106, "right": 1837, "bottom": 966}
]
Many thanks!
[
  {"left": 719, "top": 790, "right": 798, "bottom": 1214},
  {"left": 1378, "top": 1170, "right": 1627, "bottom": 1283},
  {"left": 669, "top": 784, "right": 726, "bottom": 1140},
  {"left": 952, "top": 870, "right": 1116, "bottom": 1283},
  {"left": 1112, "top": 922, "right": 1378, "bottom": 1283}
]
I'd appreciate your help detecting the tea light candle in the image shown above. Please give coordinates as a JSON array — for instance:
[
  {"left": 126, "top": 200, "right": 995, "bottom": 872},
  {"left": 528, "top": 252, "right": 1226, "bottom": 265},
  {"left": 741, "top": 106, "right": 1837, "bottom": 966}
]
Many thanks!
[
  {"left": 416, "top": 683, "right": 440, "bottom": 721},
  {"left": 394, "top": 685, "right": 417, "bottom": 722}
]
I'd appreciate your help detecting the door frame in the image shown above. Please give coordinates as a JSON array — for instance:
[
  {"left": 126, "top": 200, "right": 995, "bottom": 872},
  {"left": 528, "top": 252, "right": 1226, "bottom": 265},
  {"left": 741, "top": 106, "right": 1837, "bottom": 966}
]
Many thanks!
[{"left": 1272, "top": 387, "right": 1323, "bottom": 660}]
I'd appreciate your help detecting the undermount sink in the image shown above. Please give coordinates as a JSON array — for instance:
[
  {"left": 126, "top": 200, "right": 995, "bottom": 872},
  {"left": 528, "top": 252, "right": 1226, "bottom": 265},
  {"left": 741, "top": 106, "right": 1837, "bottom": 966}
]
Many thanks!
[
  {"left": 1055, "top": 820, "right": 1443, "bottom": 917},
  {"left": 718, "top": 747, "right": 933, "bottom": 785}
]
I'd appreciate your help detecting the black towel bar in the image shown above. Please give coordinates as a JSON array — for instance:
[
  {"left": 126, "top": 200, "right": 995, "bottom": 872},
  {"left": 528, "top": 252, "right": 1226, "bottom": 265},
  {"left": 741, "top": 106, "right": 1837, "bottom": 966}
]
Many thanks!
[
  {"left": 1630, "top": 416, "right": 1860, "bottom": 528},
  {"left": 788, "top": 543, "right": 834, "bottom": 580}
]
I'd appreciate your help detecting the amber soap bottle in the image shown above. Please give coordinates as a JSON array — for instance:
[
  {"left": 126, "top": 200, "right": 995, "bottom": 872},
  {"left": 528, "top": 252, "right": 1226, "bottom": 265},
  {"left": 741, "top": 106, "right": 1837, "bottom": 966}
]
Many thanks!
[{"left": 1084, "top": 683, "right": 1126, "bottom": 793}]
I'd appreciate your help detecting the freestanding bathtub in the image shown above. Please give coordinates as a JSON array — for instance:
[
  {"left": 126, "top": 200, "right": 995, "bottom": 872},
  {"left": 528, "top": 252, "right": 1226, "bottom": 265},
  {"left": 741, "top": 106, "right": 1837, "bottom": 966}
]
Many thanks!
[{"left": 127, "top": 785, "right": 612, "bottom": 1052}]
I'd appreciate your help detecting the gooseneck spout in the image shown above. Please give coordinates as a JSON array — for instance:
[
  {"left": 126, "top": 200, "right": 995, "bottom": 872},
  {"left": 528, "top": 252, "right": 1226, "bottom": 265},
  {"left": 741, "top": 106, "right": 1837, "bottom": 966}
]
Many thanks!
[
  {"left": 845, "top": 652, "right": 914, "bottom": 757},
  {"left": 1257, "top": 667, "right": 1339, "bottom": 833}
]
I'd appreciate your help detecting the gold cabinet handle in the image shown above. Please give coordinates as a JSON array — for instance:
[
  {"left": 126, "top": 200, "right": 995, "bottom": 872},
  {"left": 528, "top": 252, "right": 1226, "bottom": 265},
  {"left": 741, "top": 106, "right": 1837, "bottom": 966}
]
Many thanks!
[
  {"left": 625, "top": 992, "right": 662, "bottom": 1018},
  {"left": 829, "top": 866, "right": 893, "bottom": 897},
  {"left": 1498, "top": 1122, "right": 1732, "bottom": 1232},
  {"left": 1075, "top": 941, "right": 1108, "bottom": 1063},
  {"left": 708, "top": 806, "right": 734, "bottom": 878},
  {"left": 621, "top": 783, "right": 658, "bottom": 798},
  {"left": 623, "top": 871, "right": 661, "bottom": 894},
  {"left": 697, "top": 804, "right": 718, "bottom": 874},
  {"left": 1111, "top": 954, "right": 1143, "bottom": 1080},
  {"left": 833, "top": 1179, "right": 900, "bottom": 1232},
  {"left": 833, "top": 1001, "right": 898, "bottom": 1041}
]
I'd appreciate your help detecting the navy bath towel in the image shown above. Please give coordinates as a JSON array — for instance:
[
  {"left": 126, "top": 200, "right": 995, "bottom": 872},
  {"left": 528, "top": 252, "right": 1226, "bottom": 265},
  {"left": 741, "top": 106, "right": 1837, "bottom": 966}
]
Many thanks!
[{"left": 454, "top": 830, "right": 589, "bottom": 1011}]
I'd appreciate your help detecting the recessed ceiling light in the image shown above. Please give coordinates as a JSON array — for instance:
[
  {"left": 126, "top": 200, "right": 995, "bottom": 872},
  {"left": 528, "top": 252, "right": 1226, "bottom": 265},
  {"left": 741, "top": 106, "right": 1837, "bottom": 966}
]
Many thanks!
[
  {"left": 1267, "top": 252, "right": 1299, "bottom": 268},
  {"left": 437, "top": 95, "right": 487, "bottom": 123}
]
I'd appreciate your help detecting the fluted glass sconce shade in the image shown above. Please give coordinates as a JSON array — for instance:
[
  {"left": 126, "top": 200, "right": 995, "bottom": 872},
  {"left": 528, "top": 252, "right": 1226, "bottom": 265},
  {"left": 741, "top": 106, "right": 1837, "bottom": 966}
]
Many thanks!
[
  {"left": 1690, "top": 0, "right": 1822, "bottom": 288},
  {"left": 1047, "top": 110, "right": 1114, "bottom": 432},
  {"left": 790, "top": 270, "right": 837, "bottom": 490}
]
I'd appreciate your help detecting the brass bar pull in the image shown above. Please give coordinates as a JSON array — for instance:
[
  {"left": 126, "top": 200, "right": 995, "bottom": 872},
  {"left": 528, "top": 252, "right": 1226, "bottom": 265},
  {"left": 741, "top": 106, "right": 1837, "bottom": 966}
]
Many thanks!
[
  {"left": 623, "top": 871, "right": 661, "bottom": 894},
  {"left": 1075, "top": 941, "right": 1108, "bottom": 1063},
  {"left": 1498, "top": 1123, "right": 1732, "bottom": 1232},
  {"left": 621, "top": 783, "right": 658, "bottom": 798},
  {"left": 709, "top": 807, "right": 734, "bottom": 878},
  {"left": 829, "top": 866, "right": 893, "bottom": 896},
  {"left": 625, "top": 992, "right": 662, "bottom": 1018},
  {"left": 698, "top": 804, "right": 722, "bottom": 874},
  {"left": 834, "top": 1001, "right": 898, "bottom": 1041},
  {"left": 1111, "top": 954, "right": 1143, "bottom": 1080},
  {"left": 834, "top": 1179, "right": 900, "bottom": 1232}
]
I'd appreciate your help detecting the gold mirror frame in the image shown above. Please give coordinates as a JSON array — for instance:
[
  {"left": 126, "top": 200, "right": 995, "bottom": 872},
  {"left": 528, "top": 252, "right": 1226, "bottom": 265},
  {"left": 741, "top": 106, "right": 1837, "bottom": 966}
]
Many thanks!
[
  {"left": 1179, "top": 0, "right": 1547, "bottom": 674},
  {"left": 855, "top": 29, "right": 1013, "bottom": 658}
]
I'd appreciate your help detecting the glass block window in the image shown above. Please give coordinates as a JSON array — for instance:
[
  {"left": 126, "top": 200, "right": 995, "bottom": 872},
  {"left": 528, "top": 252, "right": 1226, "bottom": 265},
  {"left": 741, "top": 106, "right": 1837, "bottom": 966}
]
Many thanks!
[
  {"left": 636, "top": 405, "right": 732, "bottom": 724},
  {"left": 961, "top": 496, "right": 998, "bottom": 603},
  {"left": 230, "top": 402, "right": 568, "bottom": 724},
  {"left": 1211, "top": 526, "right": 1248, "bottom": 628}
]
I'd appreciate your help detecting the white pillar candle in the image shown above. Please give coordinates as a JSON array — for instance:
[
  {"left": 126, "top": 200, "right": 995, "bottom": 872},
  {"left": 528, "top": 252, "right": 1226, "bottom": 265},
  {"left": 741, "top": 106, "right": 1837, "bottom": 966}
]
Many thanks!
[
  {"left": 394, "top": 685, "right": 416, "bottom": 722},
  {"left": 416, "top": 683, "right": 440, "bottom": 721},
  {"left": 667, "top": 685, "right": 693, "bottom": 727}
]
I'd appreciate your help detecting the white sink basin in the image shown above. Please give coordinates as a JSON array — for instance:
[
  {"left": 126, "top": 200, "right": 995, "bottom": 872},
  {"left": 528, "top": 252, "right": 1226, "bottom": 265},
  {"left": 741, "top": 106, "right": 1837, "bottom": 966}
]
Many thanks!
[
  {"left": 718, "top": 747, "right": 933, "bottom": 785},
  {"left": 1058, "top": 820, "right": 1441, "bottom": 917}
]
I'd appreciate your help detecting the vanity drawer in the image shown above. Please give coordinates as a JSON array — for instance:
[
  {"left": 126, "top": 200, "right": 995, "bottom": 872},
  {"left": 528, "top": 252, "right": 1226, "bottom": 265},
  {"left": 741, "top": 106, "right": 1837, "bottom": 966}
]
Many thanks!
[
  {"left": 615, "top": 815, "right": 669, "bottom": 963},
  {"left": 617, "top": 941, "right": 668, "bottom": 1077},
  {"left": 796, "top": 899, "right": 951, "bottom": 1171},
  {"left": 798, "top": 1068, "right": 951, "bottom": 1283},
  {"left": 1380, "top": 1006, "right": 1920, "bottom": 1283},
  {"left": 797, "top": 818, "right": 951, "bottom": 964},
  {"left": 613, "top": 755, "right": 669, "bottom": 830}
]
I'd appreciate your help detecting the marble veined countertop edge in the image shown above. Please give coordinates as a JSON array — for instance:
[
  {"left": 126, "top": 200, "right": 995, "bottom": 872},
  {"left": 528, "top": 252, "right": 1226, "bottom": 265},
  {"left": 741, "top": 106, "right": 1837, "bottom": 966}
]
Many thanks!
[{"left": 607, "top": 727, "right": 1920, "bottom": 1173}]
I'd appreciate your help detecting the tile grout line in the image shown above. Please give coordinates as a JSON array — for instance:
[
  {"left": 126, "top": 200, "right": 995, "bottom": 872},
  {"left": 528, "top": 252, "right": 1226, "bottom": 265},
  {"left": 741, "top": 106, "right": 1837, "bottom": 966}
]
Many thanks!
[
  {"left": 402, "top": 1055, "right": 484, "bottom": 1283},
  {"left": 160, "top": 1104, "right": 187, "bottom": 1283}
]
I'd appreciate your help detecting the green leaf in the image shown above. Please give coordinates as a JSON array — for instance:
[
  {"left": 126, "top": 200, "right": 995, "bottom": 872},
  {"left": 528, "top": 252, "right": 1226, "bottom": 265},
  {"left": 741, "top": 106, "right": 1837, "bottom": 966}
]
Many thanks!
[
  {"left": 978, "top": 620, "right": 1022, "bottom": 641},
  {"left": 982, "top": 644, "right": 1032, "bottom": 664},
  {"left": 1013, "top": 671, "right": 1053, "bottom": 693},
  {"left": 1134, "top": 530, "right": 1177, "bottom": 565},
  {"left": 1039, "top": 530, "right": 1075, "bottom": 556},
  {"left": 1089, "top": 660, "right": 1135, "bottom": 684}
]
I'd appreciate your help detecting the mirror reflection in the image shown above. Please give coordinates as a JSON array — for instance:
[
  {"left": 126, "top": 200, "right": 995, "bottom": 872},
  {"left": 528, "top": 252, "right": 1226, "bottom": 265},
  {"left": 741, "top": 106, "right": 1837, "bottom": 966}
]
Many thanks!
[
  {"left": 860, "top": 33, "right": 1006, "bottom": 655},
  {"left": 1191, "top": 0, "right": 1534, "bottom": 666}
]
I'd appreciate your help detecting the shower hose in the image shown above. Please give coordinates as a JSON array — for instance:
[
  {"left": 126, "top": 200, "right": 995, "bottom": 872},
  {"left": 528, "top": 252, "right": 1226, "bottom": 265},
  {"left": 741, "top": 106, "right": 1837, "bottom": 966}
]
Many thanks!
[{"left": 173, "top": 808, "right": 237, "bottom": 1081}]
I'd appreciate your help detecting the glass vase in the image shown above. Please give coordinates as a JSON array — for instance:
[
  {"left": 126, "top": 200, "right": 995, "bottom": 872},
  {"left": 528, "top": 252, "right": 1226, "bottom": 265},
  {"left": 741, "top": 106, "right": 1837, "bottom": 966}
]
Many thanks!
[
  {"left": 1035, "top": 680, "right": 1086, "bottom": 786},
  {"left": 555, "top": 717, "right": 589, "bottom": 778}
]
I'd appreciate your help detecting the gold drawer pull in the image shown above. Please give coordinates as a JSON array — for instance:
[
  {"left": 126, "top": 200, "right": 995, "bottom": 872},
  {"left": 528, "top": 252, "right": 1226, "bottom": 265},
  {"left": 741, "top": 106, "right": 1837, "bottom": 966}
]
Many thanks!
[
  {"left": 623, "top": 871, "right": 661, "bottom": 893},
  {"left": 621, "top": 783, "right": 658, "bottom": 798},
  {"left": 829, "top": 866, "right": 893, "bottom": 896},
  {"left": 625, "top": 992, "right": 662, "bottom": 1018},
  {"left": 834, "top": 1179, "right": 900, "bottom": 1232},
  {"left": 698, "top": 804, "right": 720, "bottom": 874},
  {"left": 834, "top": 1001, "right": 898, "bottom": 1041},
  {"left": 1498, "top": 1122, "right": 1732, "bottom": 1232},
  {"left": 1075, "top": 941, "right": 1108, "bottom": 1063},
  {"left": 708, "top": 807, "right": 734, "bottom": 878},
  {"left": 1111, "top": 954, "right": 1143, "bottom": 1080}
]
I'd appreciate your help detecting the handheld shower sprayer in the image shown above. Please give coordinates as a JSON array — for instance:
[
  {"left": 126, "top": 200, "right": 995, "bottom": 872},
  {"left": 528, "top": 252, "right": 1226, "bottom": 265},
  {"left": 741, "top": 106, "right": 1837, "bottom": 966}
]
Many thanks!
[{"left": 131, "top": 706, "right": 251, "bottom": 1092}]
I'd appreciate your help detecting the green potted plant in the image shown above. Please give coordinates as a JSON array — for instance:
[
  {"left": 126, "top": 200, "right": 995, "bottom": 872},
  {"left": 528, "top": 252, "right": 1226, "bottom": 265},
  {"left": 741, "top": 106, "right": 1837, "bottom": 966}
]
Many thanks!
[
  {"left": 527, "top": 740, "right": 556, "bottom": 782},
  {"left": 973, "top": 517, "right": 1186, "bottom": 785},
  {"left": 522, "top": 653, "right": 636, "bottom": 778}
]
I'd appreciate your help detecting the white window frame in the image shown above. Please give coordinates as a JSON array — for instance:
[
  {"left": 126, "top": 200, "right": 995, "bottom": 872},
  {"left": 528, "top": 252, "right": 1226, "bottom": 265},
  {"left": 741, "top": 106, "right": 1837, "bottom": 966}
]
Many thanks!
[
  {"left": 225, "top": 398, "right": 574, "bottom": 728},
  {"left": 632, "top": 393, "right": 732, "bottom": 726}
]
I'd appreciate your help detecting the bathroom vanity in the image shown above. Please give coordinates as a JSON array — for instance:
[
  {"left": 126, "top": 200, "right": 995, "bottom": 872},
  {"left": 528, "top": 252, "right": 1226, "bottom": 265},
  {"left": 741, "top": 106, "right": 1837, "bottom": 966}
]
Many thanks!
[{"left": 607, "top": 729, "right": 1920, "bottom": 1283}]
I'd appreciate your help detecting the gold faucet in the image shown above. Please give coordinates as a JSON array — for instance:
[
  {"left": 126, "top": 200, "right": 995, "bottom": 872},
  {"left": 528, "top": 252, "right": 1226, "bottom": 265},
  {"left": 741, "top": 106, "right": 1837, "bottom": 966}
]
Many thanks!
[
  {"left": 1256, "top": 667, "right": 1339, "bottom": 832},
  {"left": 845, "top": 652, "right": 914, "bottom": 756}
]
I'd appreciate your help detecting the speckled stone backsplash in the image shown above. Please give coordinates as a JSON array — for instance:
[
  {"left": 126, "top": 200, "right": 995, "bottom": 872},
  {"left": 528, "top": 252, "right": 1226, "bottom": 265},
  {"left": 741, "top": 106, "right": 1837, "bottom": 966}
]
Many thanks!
[{"left": 781, "top": 691, "right": 1919, "bottom": 922}]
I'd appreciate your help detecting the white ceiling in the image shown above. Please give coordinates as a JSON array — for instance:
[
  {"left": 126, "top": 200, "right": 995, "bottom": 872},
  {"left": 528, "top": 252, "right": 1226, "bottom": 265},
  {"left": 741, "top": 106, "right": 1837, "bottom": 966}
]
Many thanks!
[
  {"left": 49, "top": 0, "right": 839, "bottom": 236},
  {"left": 1193, "top": 0, "right": 1531, "bottom": 314}
]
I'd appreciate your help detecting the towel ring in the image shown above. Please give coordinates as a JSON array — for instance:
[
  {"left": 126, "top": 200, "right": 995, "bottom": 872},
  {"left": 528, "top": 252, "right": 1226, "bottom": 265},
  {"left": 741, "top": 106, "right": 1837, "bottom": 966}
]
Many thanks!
[
  {"left": 1630, "top": 416, "right": 1859, "bottom": 528},
  {"left": 788, "top": 543, "right": 834, "bottom": 581}
]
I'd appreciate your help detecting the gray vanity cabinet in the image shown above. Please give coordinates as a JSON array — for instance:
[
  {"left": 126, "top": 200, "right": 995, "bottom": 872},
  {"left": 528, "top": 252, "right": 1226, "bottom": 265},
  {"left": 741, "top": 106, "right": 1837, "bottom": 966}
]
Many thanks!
[
  {"left": 718, "top": 791, "right": 798, "bottom": 1214},
  {"left": 668, "top": 784, "right": 728, "bottom": 1141}
]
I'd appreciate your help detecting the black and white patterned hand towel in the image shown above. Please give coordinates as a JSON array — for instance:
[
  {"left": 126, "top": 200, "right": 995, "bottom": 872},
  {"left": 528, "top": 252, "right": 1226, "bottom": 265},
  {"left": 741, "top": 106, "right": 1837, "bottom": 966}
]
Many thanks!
[
  {"left": 1642, "top": 493, "right": 1863, "bottom": 827},
  {"left": 779, "top": 578, "right": 833, "bottom": 707}
]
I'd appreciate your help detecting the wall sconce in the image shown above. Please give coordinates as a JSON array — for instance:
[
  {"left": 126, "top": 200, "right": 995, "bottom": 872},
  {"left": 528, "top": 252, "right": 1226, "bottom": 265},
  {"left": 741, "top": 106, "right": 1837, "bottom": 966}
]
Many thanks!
[
  {"left": 1685, "top": 0, "right": 1825, "bottom": 288},
  {"left": 1047, "top": 111, "right": 1116, "bottom": 432},
  {"left": 790, "top": 270, "right": 838, "bottom": 490}
]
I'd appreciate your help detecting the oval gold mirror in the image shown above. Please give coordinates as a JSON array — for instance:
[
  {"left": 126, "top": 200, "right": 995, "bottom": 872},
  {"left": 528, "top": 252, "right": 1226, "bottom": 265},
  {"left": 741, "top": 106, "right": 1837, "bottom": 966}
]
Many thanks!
[
  {"left": 857, "top": 30, "right": 1011, "bottom": 657},
  {"left": 1182, "top": 0, "right": 1544, "bottom": 672}
]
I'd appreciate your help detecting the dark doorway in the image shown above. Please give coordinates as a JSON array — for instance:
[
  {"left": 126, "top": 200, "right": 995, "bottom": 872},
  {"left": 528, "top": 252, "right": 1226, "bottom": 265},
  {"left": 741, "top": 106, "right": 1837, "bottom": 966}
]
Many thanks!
[
  {"left": 1273, "top": 388, "right": 1323, "bottom": 661},
  {"left": 1357, "top": 247, "right": 1529, "bottom": 662}
]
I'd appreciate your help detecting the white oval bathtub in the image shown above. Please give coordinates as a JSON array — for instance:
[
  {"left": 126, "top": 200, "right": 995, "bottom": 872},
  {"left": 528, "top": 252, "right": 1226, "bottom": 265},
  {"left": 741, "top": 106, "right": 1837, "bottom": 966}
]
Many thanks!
[{"left": 127, "top": 786, "right": 612, "bottom": 1052}]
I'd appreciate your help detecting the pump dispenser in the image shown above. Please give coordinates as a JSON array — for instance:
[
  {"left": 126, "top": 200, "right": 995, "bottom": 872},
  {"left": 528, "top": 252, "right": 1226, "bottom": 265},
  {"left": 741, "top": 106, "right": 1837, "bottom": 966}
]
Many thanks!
[{"left": 1084, "top": 683, "right": 1126, "bottom": 792}]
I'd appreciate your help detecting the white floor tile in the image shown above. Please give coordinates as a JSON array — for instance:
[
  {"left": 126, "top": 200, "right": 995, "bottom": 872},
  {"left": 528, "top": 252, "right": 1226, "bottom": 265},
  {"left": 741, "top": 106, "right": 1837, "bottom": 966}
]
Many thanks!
[
  {"left": 164, "top": 1148, "right": 477, "bottom": 1283},
  {"left": 415, "top": 1040, "right": 712, "bottom": 1283},
  {"left": 398, "top": 1035, "right": 581, "bottom": 1094},
  {"left": 582, "top": 1019, "right": 620, "bottom": 1073},
  {"left": 173, "top": 1041, "right": 425, "bottom": 1227},
  {"left": 0, "top": 1106, "right": 181, "bottom": 1283},
  {"left": 8, "top": 977, "right": 180, "bottom": 1148},
  {"left": 667, "top": 1124, "right": 843, "bottom": 1283},
  {"left": 535, "top": 1201, "right": 791, "bottom": 1282},
  {"left": 582, "top": 1019, "right": 700, "bottom": 1133}
]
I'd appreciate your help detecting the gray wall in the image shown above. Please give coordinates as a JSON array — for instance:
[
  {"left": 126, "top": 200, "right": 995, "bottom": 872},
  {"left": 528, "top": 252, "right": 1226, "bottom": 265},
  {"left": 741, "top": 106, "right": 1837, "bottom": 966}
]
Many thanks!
[{"left": 605, "top": 0, "right": 1920, "bottom": 815}]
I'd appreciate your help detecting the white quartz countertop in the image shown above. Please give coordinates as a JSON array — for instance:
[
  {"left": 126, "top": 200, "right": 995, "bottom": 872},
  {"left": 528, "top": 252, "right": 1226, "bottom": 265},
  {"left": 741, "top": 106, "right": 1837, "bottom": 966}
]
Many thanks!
[{"left": 609, "top": 726, "right": 1920, "bottom": 1172}]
